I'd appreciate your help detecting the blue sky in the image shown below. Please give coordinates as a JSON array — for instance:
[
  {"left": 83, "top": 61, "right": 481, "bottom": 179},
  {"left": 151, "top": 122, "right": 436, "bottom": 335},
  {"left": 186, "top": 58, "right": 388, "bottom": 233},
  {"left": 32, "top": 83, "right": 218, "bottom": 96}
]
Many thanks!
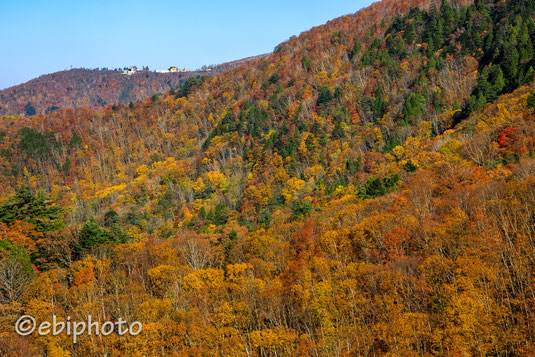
[{"left": 0, "top": 0, "right": 375, "bottom": 89}]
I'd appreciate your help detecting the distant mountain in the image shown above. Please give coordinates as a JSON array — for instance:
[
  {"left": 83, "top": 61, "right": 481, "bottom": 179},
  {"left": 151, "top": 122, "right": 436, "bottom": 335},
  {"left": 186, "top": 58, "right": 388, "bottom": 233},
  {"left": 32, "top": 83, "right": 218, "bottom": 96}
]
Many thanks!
[
  {"left": 2, "top": 0, "right": 535, "bottom": 355},
  {"left": 0, "top": 55, "right": 266, "bottom": 117}
]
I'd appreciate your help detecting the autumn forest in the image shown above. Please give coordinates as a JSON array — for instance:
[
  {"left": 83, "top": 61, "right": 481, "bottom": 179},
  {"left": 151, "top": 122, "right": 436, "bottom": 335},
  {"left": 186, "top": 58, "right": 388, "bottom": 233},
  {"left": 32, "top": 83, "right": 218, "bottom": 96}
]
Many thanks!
[{"left": 1, "top": 0, "right": 535, "bottom": 355}]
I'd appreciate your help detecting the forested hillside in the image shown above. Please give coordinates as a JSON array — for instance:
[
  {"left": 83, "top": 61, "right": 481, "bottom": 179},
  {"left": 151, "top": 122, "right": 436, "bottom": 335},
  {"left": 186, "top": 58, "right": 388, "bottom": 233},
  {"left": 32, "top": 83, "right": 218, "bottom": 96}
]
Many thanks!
[
  {"left": 1, "top": 0, "right": 535, "bottom": 355},
  {"left": 0, "top": 55, "right": 265, "bottom": 117}
]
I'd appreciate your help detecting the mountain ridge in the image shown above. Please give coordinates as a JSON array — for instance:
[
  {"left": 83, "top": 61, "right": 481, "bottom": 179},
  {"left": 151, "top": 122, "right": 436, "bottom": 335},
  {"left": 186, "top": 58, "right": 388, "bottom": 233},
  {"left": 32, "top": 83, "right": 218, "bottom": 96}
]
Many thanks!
[
  {"left": 0, "top": 54, "right": 267, "bottom": 117},
  {"left": 1, "top": 0, "right": 535, "bottom": 355}
]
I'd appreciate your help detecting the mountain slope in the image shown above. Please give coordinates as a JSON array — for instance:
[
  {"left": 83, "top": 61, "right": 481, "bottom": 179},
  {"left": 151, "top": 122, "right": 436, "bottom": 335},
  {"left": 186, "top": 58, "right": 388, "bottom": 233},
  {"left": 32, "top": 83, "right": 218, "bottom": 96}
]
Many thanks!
[
  {"left": 0, "top": 55, "right": 266, "bottom": 117},
  {"left": 1, "top": 0, "right": 535, "bottom": 355}
]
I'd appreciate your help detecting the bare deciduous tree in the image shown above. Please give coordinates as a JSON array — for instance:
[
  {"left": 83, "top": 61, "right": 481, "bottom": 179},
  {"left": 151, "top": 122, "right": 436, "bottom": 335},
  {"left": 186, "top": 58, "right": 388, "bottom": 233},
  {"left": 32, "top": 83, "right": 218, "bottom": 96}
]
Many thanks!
[
  {"left": 0, "top": 258, "right": 33, "bottom": 304},
  {"left": 180, "top": 235, "right": 212, "bottom": 270}
]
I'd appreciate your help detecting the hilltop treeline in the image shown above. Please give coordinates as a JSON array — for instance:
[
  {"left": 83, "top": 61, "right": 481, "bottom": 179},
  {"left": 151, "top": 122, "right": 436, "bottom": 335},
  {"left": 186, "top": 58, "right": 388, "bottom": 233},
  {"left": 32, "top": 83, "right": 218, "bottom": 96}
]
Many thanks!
[{"left": 1, "top": 0, "right": 535, "bottom": 355}]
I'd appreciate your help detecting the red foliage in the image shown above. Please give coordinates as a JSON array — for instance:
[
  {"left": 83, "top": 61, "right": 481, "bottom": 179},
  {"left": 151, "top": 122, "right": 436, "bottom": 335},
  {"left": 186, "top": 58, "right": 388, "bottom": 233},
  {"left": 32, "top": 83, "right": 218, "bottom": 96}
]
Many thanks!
[{"left": 497, "top": 127, "right": 516, "bottom": 148}]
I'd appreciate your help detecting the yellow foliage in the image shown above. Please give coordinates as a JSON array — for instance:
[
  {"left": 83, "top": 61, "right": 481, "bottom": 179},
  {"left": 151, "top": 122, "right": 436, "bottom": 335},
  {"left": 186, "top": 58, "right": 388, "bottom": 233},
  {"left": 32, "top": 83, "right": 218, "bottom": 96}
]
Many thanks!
[
  {"left": 244, "top": 184, "right": 270, "bottom": 206},
  {"left": 148, "top": 265, "right": 179, "bottom": 295},
  {"left": 139, "top": 298, "right": 173, "bottom": 321},
  {"left": 205, "top": 170, "right": 226, "bottom": 189},
  {"left": 316, "top": 71, "right": 329, "bottom": 84},
  {"left": 372, "top": 127, "right": 384, "bottom": 148},
  {"left": 226, "top": 262, "right": 252, "bottom": 283},
  {"left": 415, "top": 121, "right": 432, "bottom": 139},
  {"left": 215, "top": 302, "right": 235, "bottom": 327},
  {"left": 47, "top": 342, "right": 72, "bottom": 357},
  {"left": 176, "top": 206, "right": 193, "bottom": 228},
  {"left": 127, "top": 226, "right": 147, "bottom": 241},
  {"left": 298, "top": 137, "right": 308, "bottom": 154},
  {"left": 250, "top": 327, "right": 299, "bottom": 351},
  {"left": 193, "top": 177, "right": 205, "bottom": 192},
  {"left": 304, "top": 164, "right": 324, "bottom": 181},
  {"left": 392, "top": 145, "right": 405, "bottom": 160},
  {"left": 94, "top": 184, "right": 127, "bottom": 199},
  {"left": 281, "top": 177, "right": 306, "bottom": 202},
  {"left": 438, "top": 139, "right": 462, "bottom": 161},
  {"left": 183, "top": 268, "right": 224, "bottom": 292},
  {"left": 136, "top": 165, "right": 149, "bottom": 176}
]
